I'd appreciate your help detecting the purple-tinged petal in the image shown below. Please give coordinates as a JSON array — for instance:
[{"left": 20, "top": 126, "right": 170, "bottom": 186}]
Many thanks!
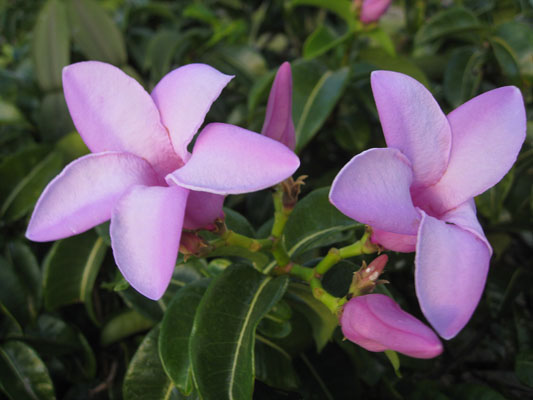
[
  {"left": 415, "top": 211, "right": 491, "bottom": 339},
  {"left": 371, "top": 228, "right": 417, "bottom": 252},
  {"left": 62, "top": 62, "right": 181, "bottom": 176},
  {"left": 151, "top": 64, "right": 233, "bottom": 162},
  {"left": 110, "top": 185, "right": 189, "bottom": 300},
  {"left": 261, "top": 62, "right": 295, "bottom": 150},
  {"left": 414, "top": 86, "right": 526, "bottom": 215},
  {"left": 166, "top": 123, "right": 300, "bottom": 195},
  {"left": 341, "top": 294, "right": 443, "bottom": 359},
  {"left": 183, "top": 190, "right": 225, "bottom": 230},
  {"left": 360, "top": 0, "right": 393, "bottom": 23},
  {"left": 329, "top": 148, "right": 421, "bottom": 235},
  {"left": 371, "top": 71, "right": 451, "bottom": 188},
  {"left": 26, "top": 152, "right": 160, "bottom": 242}
]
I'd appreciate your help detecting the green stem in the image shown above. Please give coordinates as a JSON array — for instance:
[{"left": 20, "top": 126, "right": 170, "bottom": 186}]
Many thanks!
[
  {"left": 310, "top": 276, "right": 346, "bottom": 314},
  {"left": 217, "top": 230, "right": 272, "bottom": 252}
]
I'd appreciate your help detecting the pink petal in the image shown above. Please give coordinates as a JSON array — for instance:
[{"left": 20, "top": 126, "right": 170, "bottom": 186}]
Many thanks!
[
  {"left": 371, "top": 71, "right": 451, "bottom": 188},
  {"left": 371, "top": 228, "right": 417, "bottom": 252},
  {"left": 261, "top": 62, "right": 295, "bottom": 150},
  {"left": 329, "top": 148, "right": 421, "bottom": 235},
  {"left": 414, "top": 86, "right": 526, "bottom": 215},
  {"left": 151, "top": 64, "right": 233, "bottom": 162},
  {"left": 110, "top": 185, "right": 189, "bottom": 300},
  {"left": 341, "top": 294, "right": 443, "bottom": 358},
  {"left": 62, "top": 62, "right": 181, "bottom": 176},
  {"left": 166, "top": 123, "right": 300, "bottom": 195},
  {"left": 26, "top": 152, "right": 160, "bottom": 242},
  {"left": 415, "top": 211, "right": 491, "bottom": 339},
  {"left": 183, "top": 190, "right": 225, "bottom": 230},
  {"left": 360, "top": 0, "right": 393, "bottom": 23}
]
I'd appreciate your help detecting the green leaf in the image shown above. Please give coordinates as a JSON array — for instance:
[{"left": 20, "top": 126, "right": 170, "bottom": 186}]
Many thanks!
[
  {"left": 55, "top": 132, "right": 90, "bottom": 164},
  {"left": 286, "top": 283, "right": 338, "bottom": 352},
  {"left": 0, "top": 151, "right": 62, "bottom": 222},
  {"left": 414, "top": 7, "right": 481, "bottom": 46},
  {"left": 290, "top": 0, "right": 357, "bottom": 29},
  {"left": 303, "top": 25, "right": 350, "bottom": 60},
  {"left": 363, "top": 28, "right": 396, "bottom": 57},
  {"left": 67, "top": 0, "right": 127, "bottom": 66},
  {"left": 494, "top": 22, "right": 533, "bottom": 80},
  {"left": 159, "top": 279, "right": 210, "bottom": 395},
  {"left": 515, "top": 350, "right": 533, "bottom": 387},
  {"left": 37, "top": 92, "right": 75, "bottom": 142},
  {"left": 475, "top": 169, "right": 514, "bottom": 223},
  {"left": 294, "top": 67, "right": 349, "bottom": 152},
  {"left": 144, "top": 30, "right": 186, "bottom": 83},
  {"left": 384, "top": 350, "right": 401, "bottom": 378},
  {"left": 0, "top": 341, "right": 56, "bottom": 400},
  {"left": 123, "top": 326, "right": 182, "bottom": 400},
  {"left": 0, "top": 100, "right": 27, "bottom": 126},
  {"left": 443, "top": 47, "right": 485, "bottom": 108},
  {"left": 100, "top": 309, "right": 155, "bottom": 346},
  {"left": 255, "top": 338, "right": 299, "bottom": 390},
  {"left": 32, "top": 0, "right": 70, "bottom": 91},
  {"left": 451, "top": 383, "right": 506, "bottom": 400},
  {"left": 491, "top": 37, "right": 520, "bottom": 82},
  {"left": 224, "top": 208, "right": 255, "bottom": 237},
  {"left": 284, "top": 187, "right": 360, "bottom": 257},
  {"left": 190, "top": 264, "right": 288, "bottom": 400},
  {"left": 43, "top": 231, "right": 107, "bottom": 323}
]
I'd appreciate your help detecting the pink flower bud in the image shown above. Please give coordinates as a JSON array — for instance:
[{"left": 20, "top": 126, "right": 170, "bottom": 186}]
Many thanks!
[
  {"left": 356, "top": 0, "right": 393, "bottom": 24},
  {"left": 341, "top": 294, "right": 443, "bottom": 359}
]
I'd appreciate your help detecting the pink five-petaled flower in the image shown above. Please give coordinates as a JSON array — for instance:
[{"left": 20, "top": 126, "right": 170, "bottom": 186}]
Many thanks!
[
  {"left": 341, "top": 294, "right": 443, "bottom": 359},
  {"left": 26, "top": 61, "right": 300, "bottom": 300},
  {"left": 330, "top": 70, "right": 526, "bottom": 339},
  {"left": 261, "top": 62, "right": 295, "bottom": 150},
  {"left": 355, "top": 0, "right": 393, "bottom": 24}
]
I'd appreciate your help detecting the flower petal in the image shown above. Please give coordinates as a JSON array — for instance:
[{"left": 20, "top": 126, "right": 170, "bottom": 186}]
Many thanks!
[
  {"left": 151, "top": 64, "right": 233, "bottom": 162},
  {"left": 361, "top": 0, "right": 393, "bottom": 23},
  {"left": 329, "top": 148, "right": 421, "bottom": 235},
  {"left": 166, "top": 123, "right": 300, "bottom": 195},
  {"left": 371, "top": 228, "right": 417, "bottom": 252},
  {"left": 341, "top": 294, "right": 443, "bottom": 359},
  {"left": 26, "top": 152, "right": 160, "bottom": 242},
  {"left": 62, "top": 61, "right": 181, "bottom": 175},
  {"left": 261, "top": 62, "right": 295, "bottom": 150},
  {"left": 371, "top": 71, "right": 451, "bottom": 188},
  {"left": 415, "top": 211, "right": 491, "bottom": 339},
  {"left": 415, "top": 86, "right": 526, "bottom": 215},
  {"left": 183, "top": 190, "right": 225, "bottom": 230},
  {"left": 110, "top": 185, "right": 189, "bottom": 300}
]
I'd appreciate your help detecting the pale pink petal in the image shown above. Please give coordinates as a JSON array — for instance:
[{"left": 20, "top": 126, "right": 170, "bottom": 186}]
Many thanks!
[
  {"left": 166, "top": 123, "right": 300, "bottom": 195},
  {"left": 261, "top": 62, "right": 295, "bottom": 150},
  {"left": 371, "top": 71, "right": 451, "bottom": 188},
  {"left": 110, "top": 185, "right": 189, "bottom": 300},
  {"left": 62, "top": 62, "right": 181, "bottom": 175},
  {"left": 183, "top": 190, "right": 225, "bottom": 230},
  {"left": 415, "top": 212, "right": 491, "bottom": 339},
  {"left": 341, "top": 294, "right": 443, "bottom": 359},
  {"left": 360, "top": 0, "right": 393, "bottom": 23},
  {"left": 414, "top": 86, "right": 526, "bottom": 215},
  {"left": 329, "top": 148, "right": 421, "bottom": 235},
  {"left": 151, "top": 64, "right": 233, "bottom": 162},
  {"left": 26, "top": 152, "right": 160, "bottom": 242},
  {"left": 371, "top": 228, "right": 417, "bottom": 252}
]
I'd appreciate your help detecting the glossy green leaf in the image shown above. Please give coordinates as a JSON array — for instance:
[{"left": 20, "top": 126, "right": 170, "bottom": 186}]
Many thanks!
[
  {"left": 159, "top": 279, "right": 210, "bottom": 395},
  {"left": 284, "top": 187, "right": 360, "bottom": 257},
  {"left": 491, "top": 37, "right": 520, "bottom": 82},
  {"left": 0, "top": 303, "right": 23, "bottom": 337},
  {"left": 290, "top": 0, "right": 357, "bottom": 29},
  {"left": 42, "top": 231, "right": 107, "bottom": 323},
  {"left": 0, "top": 341, "right": 56, "bottom": 400},
  {"left": 515, "top": 350, "right": 533, "bottom": 387},
  {"left": 37, "top": 92, "right": 75, "bottom": 142},
  {"left": 384, "top": 350, "right": 401, "bottom": 378},
  {"left": 123, "top": 326, "right": 181, "bottom": 400},
  {"left": 494, "top": 22, "right": 533, "bottom": 80},
  {"left": 100, "top": 309, "right": 155, "bottom": 346},
  {"left": 443, "top": 47, "right": 485, "bottom": 108},
  {"left": 0, "top": 151, "right": 62, "bottom": 222},
  {"left": 287, "top": 283, "right": 338, "bottom": 352},
  {"left": 363, "top": 28, "right": 396, "bottom": 56},
  {"left": 294, "top": 67, "right": 349, "bottom": 152},
  {"left": 255, "top": 338, "right": 299, "bottom": 390},
  {"left": 190, "top": 264, "right": 288, "bottom": 400},
  {"left": 414, "top": 7, "right": 481, "bottom": 45},
  {"left": 224, "top": 207, "right": 255, "bottom": 237},
  {"left": 303, "top": 25, "right": 344, "bottom": 60},
  {"left": 67, "top": 0, "right": 127, "bottom": 66},
  {"left": 144, "top": 30, "right": 186, "bottom": 82},
  {"left": 206, "top": 246, "right": 269, "bottom": 269},
  {"left": 32, "top": 0, "right": 70, "bottom": 91}
]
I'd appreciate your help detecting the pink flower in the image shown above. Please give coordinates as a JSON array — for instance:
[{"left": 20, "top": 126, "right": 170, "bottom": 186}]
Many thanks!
[
  {"left": 261, "top": 62, "right": 295, "bottom": 150},
  {"left": 26, "top": 61, "right": 299, "bottom": 300},
  {"left": 356, "top": 0, "right": 393, "bottom": 24},
  {"left": 341, "top": 294, "right": 443, "bottom": 359},
  {"left": 330, "top": 71, "right": 526, "bottom": 339}
]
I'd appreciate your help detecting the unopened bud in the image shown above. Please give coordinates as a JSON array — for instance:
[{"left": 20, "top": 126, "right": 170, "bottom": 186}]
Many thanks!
[
  {"left": 350, "top": 254, "right": 388, "bottom": 295},
  {"left": 281, "top": 175, "right": 307, "bottom": 209},
  {"left": 179, "top": 232, "right": 208, "bottom": 257}
]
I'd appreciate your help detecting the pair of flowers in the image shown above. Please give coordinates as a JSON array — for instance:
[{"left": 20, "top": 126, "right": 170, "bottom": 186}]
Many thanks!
[{"left": 27, "top": 60, "right": 525, "bottom": 359}]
